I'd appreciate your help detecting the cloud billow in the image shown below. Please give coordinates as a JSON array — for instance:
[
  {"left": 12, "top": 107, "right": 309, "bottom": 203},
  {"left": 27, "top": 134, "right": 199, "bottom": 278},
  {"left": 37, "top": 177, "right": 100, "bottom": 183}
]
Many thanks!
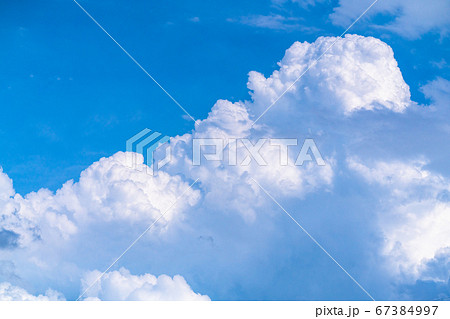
[{"left": 0, "top": 34, "right": 449, "bottom": 300}]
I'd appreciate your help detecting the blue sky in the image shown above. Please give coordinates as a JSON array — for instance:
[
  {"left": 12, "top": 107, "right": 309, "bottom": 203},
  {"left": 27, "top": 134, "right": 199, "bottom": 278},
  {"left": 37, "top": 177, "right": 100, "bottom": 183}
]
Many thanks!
[{"left": 1, "top": 0, "right": 450, "bottom": 301}]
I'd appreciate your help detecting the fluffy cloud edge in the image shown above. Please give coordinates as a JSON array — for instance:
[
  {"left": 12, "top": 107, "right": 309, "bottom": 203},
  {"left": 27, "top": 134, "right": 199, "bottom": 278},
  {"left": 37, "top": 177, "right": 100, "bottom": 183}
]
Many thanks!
[
  {"left": 81, "top": 268, "right": 210, "bottom": 301},
  {"left": 0, "top": 282, "right": 65, "bottom": 301}
]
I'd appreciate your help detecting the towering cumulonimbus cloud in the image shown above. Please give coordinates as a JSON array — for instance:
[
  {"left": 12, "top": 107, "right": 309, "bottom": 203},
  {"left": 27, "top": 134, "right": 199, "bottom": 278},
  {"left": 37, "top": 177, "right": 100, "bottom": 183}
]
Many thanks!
[
  {"left": 162, "top": 34, "right": 410, "bottom": 219},
  {"left": 2, "top": 33, "right": 447, "bottom": 299}
]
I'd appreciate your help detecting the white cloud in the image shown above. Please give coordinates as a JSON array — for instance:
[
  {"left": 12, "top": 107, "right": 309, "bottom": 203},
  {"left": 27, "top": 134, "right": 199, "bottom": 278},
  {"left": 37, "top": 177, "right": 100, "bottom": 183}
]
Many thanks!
[
  {"left": 349, "top": 158, "right": 450, "bottom": 279},
  {"left": 0, "top": 35, "right": 411, "bottom": 239},
  {"left": 281, "top": 0, "right": 450, "bottom": 39},
  {"left": 55, "top": 152, "right": 200, "bottom": 225},
  {"left": 81, "top": 268, "right": 210, "bottom": 301},
  {"left": 0, "top": 152, "right": 200, "bottom": 249},
  {"left": 0, "top": 34, "right": 429, "bottom": 299},
  {"left": 163, "top": 34, "right": 411, "bottom": 220},
  {"left": 421, "top": 77, "right": 450, "bottom": 108},
  {"left": 419, "top": 78, "right": 450, "bottom": 135},
  {"left": 272, "top": 0, "right": 327, "bottom": 9},
  {"left": 0, "top": 168, "right": 14, "bottom": 201},
  {"left": 0, "top": 282, "right": 64, "bottom": 301},
  {"left": 163, "top": 99, "right": 334, "bottom": 221},
  {"left": 383, "top": 200, "right": 450, "bottom": 279},
  {"left": 235, "top": 14, "right": 303, "bottom": 30},
  {"left": 248, "top": 34, "right": 411, "bottom": 117},
  {"left": 330, "top": 0, "right": 450, "bottom": 39},
  {"left": 347, "top": 158, "right": 446, "bottom": 198}
]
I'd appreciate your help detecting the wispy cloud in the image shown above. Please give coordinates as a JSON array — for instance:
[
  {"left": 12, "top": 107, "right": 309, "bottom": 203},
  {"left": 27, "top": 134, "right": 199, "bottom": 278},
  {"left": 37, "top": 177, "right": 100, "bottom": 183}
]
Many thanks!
[{"left": 229, "top": 14, "right": 306, "bottom": 31}]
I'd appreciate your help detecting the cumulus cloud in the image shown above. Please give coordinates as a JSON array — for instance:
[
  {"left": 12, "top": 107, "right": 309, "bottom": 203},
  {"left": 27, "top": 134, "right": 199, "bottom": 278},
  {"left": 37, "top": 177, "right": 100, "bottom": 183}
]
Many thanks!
[
  {"left": 56, "top": 152, "right": 200, "bottom": 225},
  {"left": 0, "top": 268, "right": 208, "bottom": 301},
  {"left": 248, "top": 34, "right": 410, "bottom": 118},
  {"left": 348, "top": 158, "right": 450, "bottom": 279},
  {"left": 162, "top": 34, "right": 412, "bottom": 222},
  {"left": 0, "top": 282, "right": 64, "bottom": 301},
  {"left": 0, "top": 35, "right": 410, "bottom": 239},
  {"left": 162, "top": 99, "right": 334, "bottom": 221},
  {"left": 0, "top": 152, "right": 200, "bottom": 249},
  {"left": 80, "top": 268, "right": 209, "bottom": 301},
  {"left": 0, "top": 34, "right": 437, "bottom": 300}
]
